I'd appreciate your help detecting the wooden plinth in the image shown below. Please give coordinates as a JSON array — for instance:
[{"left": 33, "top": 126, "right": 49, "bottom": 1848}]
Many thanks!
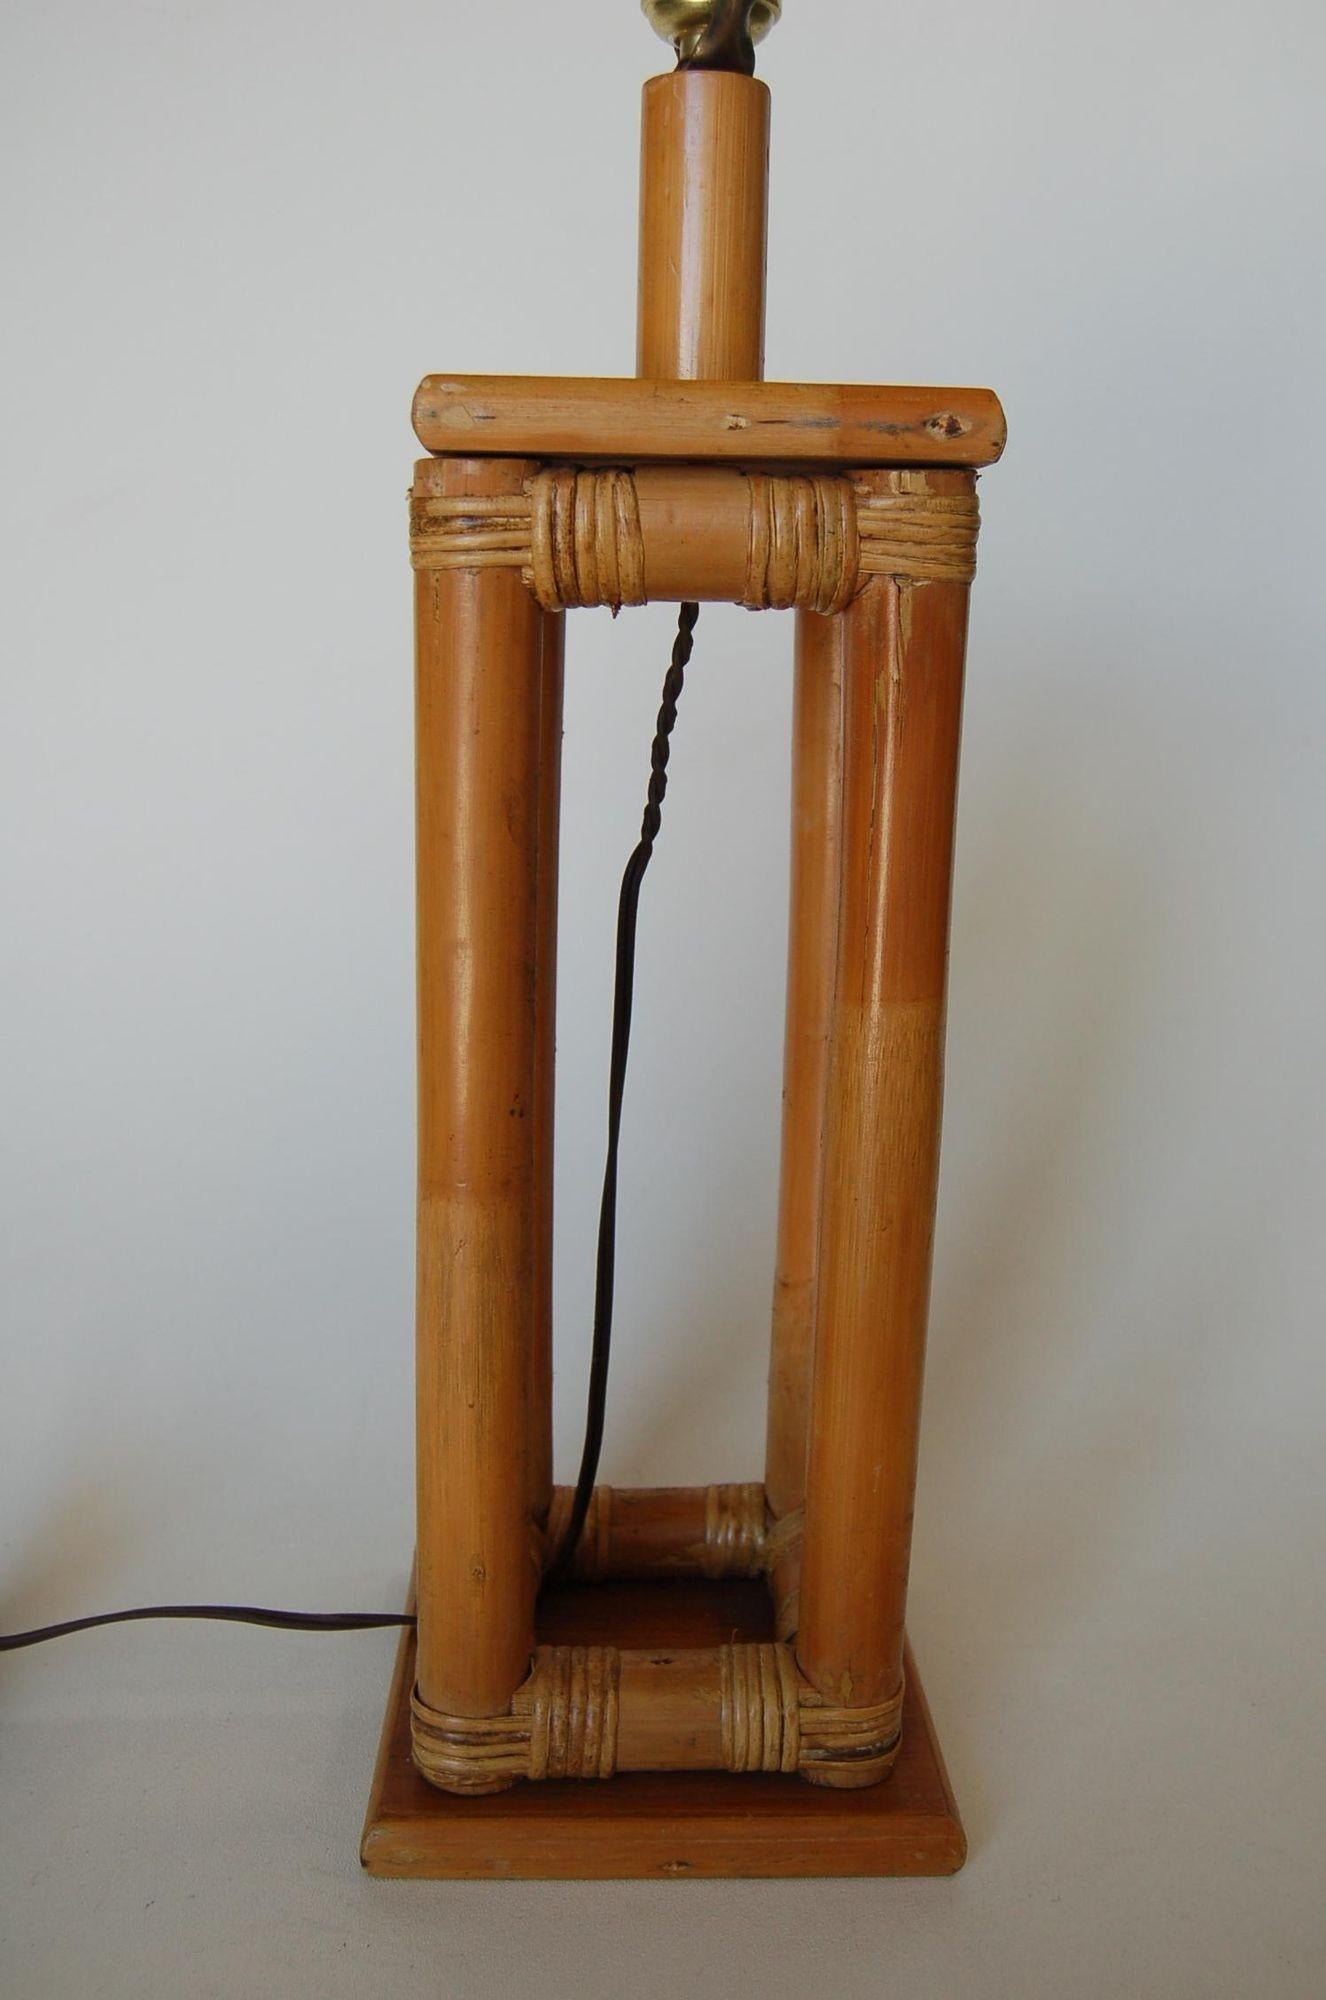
[{"left": 361, "top": 1578, "right": 965, "bottom": 1880}]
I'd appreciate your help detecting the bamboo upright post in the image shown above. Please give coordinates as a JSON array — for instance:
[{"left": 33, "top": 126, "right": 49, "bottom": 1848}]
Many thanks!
[
  {"left": 765, "top": 611, "right": 843, "bottom": 1526},
  {"left": 795, "top": 468, "right": 974, "bottom": 1744},
  {"left": 412, "top": 454, "right": 546, "bottom": 1731},
  {"left": 637, "top": 68, "right": 770, "bottom": 380},
  {"left": 529, "top": 610, "right": 565, "bottom": 1526}
]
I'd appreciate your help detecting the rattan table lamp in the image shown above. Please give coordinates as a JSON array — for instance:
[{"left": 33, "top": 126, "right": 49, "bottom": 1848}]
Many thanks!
[{"left": 361, "top": 0, "right": 1005, "bottom": 1879}]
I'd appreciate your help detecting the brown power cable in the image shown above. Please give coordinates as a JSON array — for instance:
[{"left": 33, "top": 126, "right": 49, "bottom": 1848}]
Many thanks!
[
  {"left": 3, "top": 606, "right": 700, "bottom": 1647},
  {"left": 550, "top": 603, "right": 698, "bottom": 1576}
]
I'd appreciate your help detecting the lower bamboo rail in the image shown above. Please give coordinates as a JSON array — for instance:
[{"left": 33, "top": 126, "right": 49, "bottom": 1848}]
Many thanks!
[
  {"left": 408, "top": 1485, "right": 823, "bottom": 1796},
  {"left": 541, "top": 1482, "right": 767, "bottom": 1582},
  {"left": 535, "top": 1483, "right": 798, "bottom": 1641},
  {"left": 411, "top": 1640, "right": 903, "bottom": 1795}
]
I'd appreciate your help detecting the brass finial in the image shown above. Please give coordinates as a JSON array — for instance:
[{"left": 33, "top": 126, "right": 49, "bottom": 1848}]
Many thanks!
[{"left": 643, "top": 2, "right": 782, "bottom": 63}]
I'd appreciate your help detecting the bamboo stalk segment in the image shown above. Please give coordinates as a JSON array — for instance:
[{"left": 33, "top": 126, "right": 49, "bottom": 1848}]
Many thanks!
[
  {"left": 542, "top": 1482, "right": 767, "bottom": 1580},
  {"left": 637, "top": 69, "right": 770, "bottom": 381},
  {"left": 795, "top": 469, "right": 975, "bottom": 1741},
  {"left": 413, "top": 454, "right": 544, "bottom": 1734},
  {"left": 529, "top": 609, "right": 565, "bottom": 1525},
  {"left": 411, "top": 375, "right": 1006, "bottom": 468},
  {"left": 765, "top": 610, "right": 845, "bottom": 1528}
]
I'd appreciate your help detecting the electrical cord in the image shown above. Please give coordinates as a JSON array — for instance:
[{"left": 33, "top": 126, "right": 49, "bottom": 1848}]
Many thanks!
[
  {"left": 1, "top": 604, "right": 699, "bottom": 1648},
  {"left": 550, "top": 601, "right": 698, "bottom": 1575},
  {"left": 0, "top": 1605, "right": 415, "bottom": 1653}
]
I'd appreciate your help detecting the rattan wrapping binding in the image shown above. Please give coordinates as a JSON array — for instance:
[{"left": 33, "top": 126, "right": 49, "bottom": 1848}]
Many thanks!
[
  {"left": 409, "top": 468, "right": 977, "bottom": 605},
  {"left": 741, "top": 472, "right": 859, "bottom": 612}
]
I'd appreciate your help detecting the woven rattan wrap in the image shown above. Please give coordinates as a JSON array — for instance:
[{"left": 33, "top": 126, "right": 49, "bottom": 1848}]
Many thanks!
[
  {"left": 741, "top": 472, "right": 859, "bottom": 612},
  {"left": 701, "top": 1481, "right": 767, "bottom": 1577},
  {"left": 409, "top": 468, "right": 977, "bottom": 606},
  {"left": 409, "top": 1686, "right": 531, "bottom": 1795},
  {"left": 408, "top": 490, "right": 534, "bottom": 574},
  {"left": 517, "top": 1646, "right": 621, "bottom": 1781},
  {"left": 720, "top": 1641, "right": 802, "bottom": 1773},
  {"left": 855, "top": 477, "right": 979, "bottom": 584},
  {"left": 798, "top": 1674, "right": 906, "bottom": 1787},
  {"left": 527, "top": 467, "right": 646, "bottom": 612}
]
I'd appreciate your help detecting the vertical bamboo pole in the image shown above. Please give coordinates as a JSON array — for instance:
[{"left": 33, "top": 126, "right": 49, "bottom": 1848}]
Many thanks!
[
  {"left": 637, "top": 69, "right": 770, "bottom": 381},
  {"left": 764, "top": 611, "right": 844, "bottom": 1524},
  {"left": 414, "top": 454, "right": 544, "bottom": 1725},
  {"left": 795, "top": 469, "right": 973, "bottom": 1735},
  {"left": 529, "top": 610, "right": 565, "bottom": 1526}
]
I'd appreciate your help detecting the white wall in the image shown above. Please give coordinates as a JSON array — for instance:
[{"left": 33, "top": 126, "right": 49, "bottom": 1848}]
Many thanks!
[{"left": 2, "top": 3, "right": 1323, "bottom": 1993}]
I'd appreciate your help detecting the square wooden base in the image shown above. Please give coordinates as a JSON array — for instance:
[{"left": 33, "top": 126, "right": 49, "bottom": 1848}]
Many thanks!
[{"left": 361, "top": 1577, "right": 965, "bottom": 1880}]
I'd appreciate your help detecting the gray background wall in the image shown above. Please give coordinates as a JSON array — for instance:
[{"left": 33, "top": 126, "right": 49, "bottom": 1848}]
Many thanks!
[{"left": 2, "top": 1, "right": 1323, "bottom": 1993}]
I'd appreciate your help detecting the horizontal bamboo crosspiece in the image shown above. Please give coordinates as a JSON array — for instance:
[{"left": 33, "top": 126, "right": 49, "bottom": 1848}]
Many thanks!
[
  {"left": 542, "top": 1481, "right": 768, "bottom": 1581},
  {"left": 411, "top": 375, "right": 1006, "bottom": 467},
  {"left": 409, "top": 465, "right": 978, "bottom": 610},
  {"left": 411, "top": 1642, "right": 904, "bottom": 1794},
  {"left": 531, "top": 1483, "right": 801, "bottom": 1637}
]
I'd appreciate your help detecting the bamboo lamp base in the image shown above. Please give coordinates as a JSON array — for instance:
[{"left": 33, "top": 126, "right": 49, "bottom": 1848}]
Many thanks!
[{"left": 361, "top": 1578, "right": 964, "bottom": 1880}]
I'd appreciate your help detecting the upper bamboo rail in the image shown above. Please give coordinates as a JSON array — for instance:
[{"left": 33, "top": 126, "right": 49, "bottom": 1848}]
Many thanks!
[
  {"left": 409, "top": 464, "right": 979, "bottom": 611},
  {"left": 411, "top": 376, "right": 1006, "bottom": 468}
]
